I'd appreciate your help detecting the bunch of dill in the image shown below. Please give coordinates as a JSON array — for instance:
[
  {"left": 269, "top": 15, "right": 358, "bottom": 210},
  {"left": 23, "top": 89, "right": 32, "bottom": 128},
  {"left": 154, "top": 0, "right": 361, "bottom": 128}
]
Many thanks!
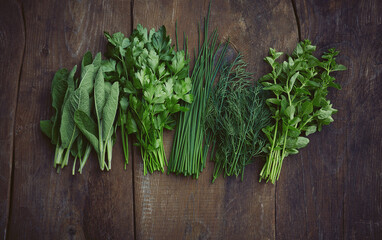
[{"left": 205, "top": 54, "right": 271, "bottom": 182}]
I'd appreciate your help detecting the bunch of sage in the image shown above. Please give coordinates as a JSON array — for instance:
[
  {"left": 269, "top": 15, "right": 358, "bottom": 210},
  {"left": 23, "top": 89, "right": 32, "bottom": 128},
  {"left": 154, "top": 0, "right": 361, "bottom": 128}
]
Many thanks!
[{"left": 40, "top": 52, "right": 119, "bottom": 173}]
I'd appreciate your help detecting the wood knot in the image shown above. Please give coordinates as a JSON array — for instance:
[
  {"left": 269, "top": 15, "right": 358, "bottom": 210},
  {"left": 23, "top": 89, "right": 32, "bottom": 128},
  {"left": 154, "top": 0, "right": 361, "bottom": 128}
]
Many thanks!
[
  {"left": 41, "top": 45, "right": 49, "bottom": 56},
  {"left": 68, "top": 225, "right": 77, "bottom": 236}
]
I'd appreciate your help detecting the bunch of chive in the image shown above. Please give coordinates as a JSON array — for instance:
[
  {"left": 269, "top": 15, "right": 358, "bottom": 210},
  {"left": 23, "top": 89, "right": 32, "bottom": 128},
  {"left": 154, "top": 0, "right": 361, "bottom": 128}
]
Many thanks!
[{"left": 168, "top": 4, "right": 228, "bottom": 178}]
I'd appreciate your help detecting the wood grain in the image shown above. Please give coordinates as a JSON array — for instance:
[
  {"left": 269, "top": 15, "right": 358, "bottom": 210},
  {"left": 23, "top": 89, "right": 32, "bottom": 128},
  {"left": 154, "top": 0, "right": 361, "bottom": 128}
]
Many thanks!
[
  {"left": 8, "top": 0, "right": 134, "bottom": 239},
  {"left": 3, "top": 0, "right": 380, "bottom": 239},
  {"left": 132, "top": 0, "right": 298, "bottom": 239},
  {"left": 0, "top": 0, "right": 25, "bottom": 238},
  {"left": 276, "top": 0, "right": 382, "bottom": 239}
]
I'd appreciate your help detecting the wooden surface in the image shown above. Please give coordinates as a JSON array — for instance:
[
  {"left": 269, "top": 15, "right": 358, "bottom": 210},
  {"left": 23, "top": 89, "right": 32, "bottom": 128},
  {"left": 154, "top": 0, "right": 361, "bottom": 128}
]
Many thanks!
[
  {"left": 0, "top": 1, "right": 24, "bottom": 239},
  {"left": 0, "top": 0, "right": 381, "bottom": 239}
]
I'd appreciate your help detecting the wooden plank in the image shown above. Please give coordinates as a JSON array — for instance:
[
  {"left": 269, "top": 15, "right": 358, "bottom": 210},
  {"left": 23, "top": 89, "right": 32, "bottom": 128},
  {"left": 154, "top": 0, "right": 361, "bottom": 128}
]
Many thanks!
[
  {"left": 0, "top": 1, "right": 25, "bottom": 238},
  {"left": 8, "top": 0, "right": 134, "bottom": 239},
  {"left": 132, "top": 0, "right": 298, "bottom": 239},
  {"left": 277, "top": 0, "right": 382, "bottom": 239}
]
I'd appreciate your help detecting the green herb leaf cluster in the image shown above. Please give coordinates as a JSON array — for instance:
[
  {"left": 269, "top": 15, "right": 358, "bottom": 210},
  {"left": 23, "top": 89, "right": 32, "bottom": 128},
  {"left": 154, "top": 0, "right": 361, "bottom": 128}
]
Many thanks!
[
  {"left": 104, "top": 25, "right": 192, "bottom": 174},
  {"left": 168, "top": 4, "right": 229, "bottom": 178},
  {"left": 205, "top": 54, "right": 271, "bottom": 182},
  {"left": 74, "top": 68, "right": 119, "bottom": 171},
  {"left": 259, "top": 40, "right": 346, "bottom": 183},
  {"left": 40, "top": 52, "right": 105, "bottom": 174}
]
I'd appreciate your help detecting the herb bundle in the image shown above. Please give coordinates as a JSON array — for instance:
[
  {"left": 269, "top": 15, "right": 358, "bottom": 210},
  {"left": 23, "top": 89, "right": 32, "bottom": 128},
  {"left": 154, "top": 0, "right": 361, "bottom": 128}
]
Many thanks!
[
  {"left": 259, "top": 40, "right": 346, "bottom": 183},
  {"left": 40, "top": 52, "right": 119, "bottom": 174},
  {"left": 205, "top": 54, "right": 271, "bottom": 182},
  {"left": 104, "top": 25, "right": 192, "bottom": 174},
  {"left": 74, "top": 66, "right": 119, "bottom": 171},
  {"left": 168, "top": 5, "right": 228, "bottom": 178}
]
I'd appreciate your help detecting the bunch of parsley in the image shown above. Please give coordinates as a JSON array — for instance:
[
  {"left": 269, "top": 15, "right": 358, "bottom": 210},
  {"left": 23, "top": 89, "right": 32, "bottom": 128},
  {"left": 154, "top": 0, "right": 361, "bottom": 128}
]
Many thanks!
[
  {"left": 104, "top": 25, "right": 192, "bottom": 174},
  {"left": 259, "top": 40, "right": 346, "bottom": 183}
]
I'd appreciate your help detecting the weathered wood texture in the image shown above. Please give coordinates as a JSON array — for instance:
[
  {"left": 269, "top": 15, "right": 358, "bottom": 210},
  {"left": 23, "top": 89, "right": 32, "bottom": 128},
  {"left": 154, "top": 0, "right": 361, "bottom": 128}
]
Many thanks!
[
  {"left": 132, "top": 0, "right": 297, "bottom": 239},
  {"left": 8, "top": 0, "right": 134, "bottom": 239},
  {"left": 2, "top": 0, "right": 381, "bottom": 239},
  {"left": 276, "top": 0, "right": 382, "bottom": 239},
  {"left": 0, "top": 1, "right": 24, "bottom": 238}
]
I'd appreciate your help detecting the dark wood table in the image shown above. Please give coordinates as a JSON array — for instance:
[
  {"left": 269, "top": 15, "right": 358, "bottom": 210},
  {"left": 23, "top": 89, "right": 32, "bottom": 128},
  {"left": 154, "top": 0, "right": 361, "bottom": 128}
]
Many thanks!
[{"left": 1, "top": 0, "right": 381, "bottom": 239}]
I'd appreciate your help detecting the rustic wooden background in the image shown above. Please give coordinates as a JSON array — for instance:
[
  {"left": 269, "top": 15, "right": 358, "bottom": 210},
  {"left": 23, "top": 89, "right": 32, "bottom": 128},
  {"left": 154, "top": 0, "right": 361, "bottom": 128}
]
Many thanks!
[{"left": 1, "top": 0, "right": 381, "bottom": 239}]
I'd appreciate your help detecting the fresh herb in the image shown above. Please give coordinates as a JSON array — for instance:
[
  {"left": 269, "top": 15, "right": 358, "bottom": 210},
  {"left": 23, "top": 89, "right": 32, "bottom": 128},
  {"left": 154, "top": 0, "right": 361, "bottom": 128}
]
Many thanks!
[
  {"left": 40, "top": 52, "right": 102, "bottom": 174},
  {"left": 205, "top": 54, "right": 271, "bottom": 182},
  {"left": 104, "top": 25, "right": 192, "bottom": 174},
  {"left": 259, "top": 40, "right": 346, "bottom": 183},
  {"left": 74, "top": 68, "right": 119, "bottom": 171},
  {"left": 168, "top": 4, "right": 229, "bottom": 178}
]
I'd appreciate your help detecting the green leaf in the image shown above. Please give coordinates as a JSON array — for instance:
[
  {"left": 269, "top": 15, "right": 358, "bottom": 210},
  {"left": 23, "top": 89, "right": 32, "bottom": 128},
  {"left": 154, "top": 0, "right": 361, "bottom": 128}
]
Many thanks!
[
  {"left": 289, "top": 72, "right": 299, "bottom": 91},
  {"left": 307, "top": 80, "right": 321, "bottom": 88},
  {"left": 301, "top": 101, "right": 313, "bottom": 115},
  {"left": 333, "top": 64, "right": 346, "bottom": 71},
  {"left": 288, "top": 125, "right": 301, "bottom": 138},
  {"left": 123, "top": 80, "right": 136, "bottom": 94},
  {"left": 153, "top": 104, "right": 166, "bottom": 113},
  {"left": 289, "top": 117, "right": 301, "bottom": 126},
  {"left": 74, "top": 110, "right": 99, "bottom": 153},
  {"left": 126, "top": 111, "right": 138, "bottom": 134},
  {"left": 147, "top": 49, "right": 159, "bottom": 72},
  {"left": 40, "top": 120, "right": 53, "bottom": 139},
  {"left": 295, "top": 43, "right": 303, "bottom": 56},
  {"left": 263, "top": 84, "right": 284, "bottom": 94},
  {"left": 92, "top": 52, "right": 102, "bottom": 68},
  {"left": 152, "top": 87, "right": 166, "bottom": 104},
  {"left": 288, "top": 56, "right": 294, "bottom": 67},
  {"left": 143, "top": 84, "right": 155, "bottom": 103},
  {"left": 79, "top": 64, "right": 96, "bottom": 94},
  {"left": 306, "top": 55, "right": 320, "bottom": 67},
  {"left": 107, "top": 32, "right": 125, "bottom": 47},
  {"left": 120, "top": 98, "right": 129, "bottom": 112},
  {"left": 305, "top": 125, "right": 317, "bottom": 136},
  {"left": 94, "top": 68, "right": 106, "bottom": 122},
  {"left": 60, "top": 88, "right": 89, "bottom": 148},
  {"left": 280, "top": 96, "right": 288, "bottom": 113},
  {"left": 102, "top": 82, "right": 119, "bottom": 141},
  {"left": 158, "top": 63, "right": 168, "bottom": 79},
  {"left": 265, "top": 56, "right": 274, "bottom": 66},
  {"left": 102, "top": 59, "right": 116, "bottom": 72},
  {"left": 328, "top": 81, "right": 341, "bottom": 90},
  {"left": 285, "top": 105, "right": 295, "bottom": 119},
  {"left": 81, "top": 51, "right": 93, "bottom": 69},
  {"left": 266, "top": 98, "right": 281, "bottom": 106},
  {"left": 51, "top": 68, "right": 69, "bottom": 144},
  {"left": 316, "top": 105, "right": 336, "bottom": 120},
  {"left": 182, "top": 94, "right": 193, "bottom": 103},
  {"left": 259, "top": 73, "right": 273, "bottom": 83},
  {"left": 171, "top": 51, "right": 187, "bottom": 74},
  {"left": 122, "top": 38, "right": 130, "bottom": 48},
  {"left": 134, "top": 69, "right": 147, "bottom": 89},
  {"left": 286, "top": 148, "right": 299, "bottom": 155},
  {"left": 296, "top": 137, "right": 309, "bottom": 148}
]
